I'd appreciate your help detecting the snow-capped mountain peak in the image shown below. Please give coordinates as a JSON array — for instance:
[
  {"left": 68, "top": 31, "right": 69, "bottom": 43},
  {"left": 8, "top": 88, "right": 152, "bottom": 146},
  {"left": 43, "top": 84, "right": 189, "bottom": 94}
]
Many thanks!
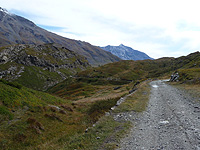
[
  {"left": 0, "top": 7, "right": 13, "bottom": 16},
  {"left": 101, "top": 44, "right": 153, "bottom": 60},
  {"left": 0, "top": 7, "right": 9, "bottom": 14}
]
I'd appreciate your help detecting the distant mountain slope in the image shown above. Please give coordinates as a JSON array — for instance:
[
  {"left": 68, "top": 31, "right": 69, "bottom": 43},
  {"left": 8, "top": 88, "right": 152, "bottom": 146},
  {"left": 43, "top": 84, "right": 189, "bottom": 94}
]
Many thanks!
[
  {"left": 76, "top": 51, "right": 200, "bottom": 82},
  {"left": 101, "top": 44, "right": 153, "bottom": 60},
  {"left": 54, "top": 51, "right": 200, "bottom": 92},
  {"left": 0, "top": 7, "right": 120, "bottom": 66},
  {"left": 0, "top": 43, "right": 90, "bottom": 90}
]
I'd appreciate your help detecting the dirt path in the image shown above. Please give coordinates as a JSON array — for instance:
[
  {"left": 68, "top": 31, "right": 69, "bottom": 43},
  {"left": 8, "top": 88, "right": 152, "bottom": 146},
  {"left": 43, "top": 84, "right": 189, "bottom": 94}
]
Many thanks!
[{"left": 118, "top": 80, "right": 200, "bottom": 150}]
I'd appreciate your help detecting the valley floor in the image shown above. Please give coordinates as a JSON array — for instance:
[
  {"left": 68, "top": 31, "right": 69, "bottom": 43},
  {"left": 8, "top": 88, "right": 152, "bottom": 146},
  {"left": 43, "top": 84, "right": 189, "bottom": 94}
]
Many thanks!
[{"left": 118, "top": 80, "right": 200, "bottom": 150}]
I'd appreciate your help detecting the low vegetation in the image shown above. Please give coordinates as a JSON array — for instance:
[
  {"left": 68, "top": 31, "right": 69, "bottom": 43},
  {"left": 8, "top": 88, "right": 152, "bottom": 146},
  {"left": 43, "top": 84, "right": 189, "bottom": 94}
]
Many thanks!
[
  {"left": 114, "top": 81, "right": 151, "bottom": 113},
  {"left": 1, "top": 51, "right": 200, "bottom": 149},
  {"left": 0, "top": 79, "right": 132, "bottom": 150},
  {"left": 177, "top": 68, "right": 200, "bottom": 83}
]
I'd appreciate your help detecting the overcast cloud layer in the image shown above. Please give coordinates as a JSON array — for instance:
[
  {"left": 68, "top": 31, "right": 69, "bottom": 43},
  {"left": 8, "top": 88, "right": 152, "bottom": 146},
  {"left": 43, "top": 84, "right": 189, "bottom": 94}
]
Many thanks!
[{"left": 1, "top": 0, "right": 200, "bottom": 58}]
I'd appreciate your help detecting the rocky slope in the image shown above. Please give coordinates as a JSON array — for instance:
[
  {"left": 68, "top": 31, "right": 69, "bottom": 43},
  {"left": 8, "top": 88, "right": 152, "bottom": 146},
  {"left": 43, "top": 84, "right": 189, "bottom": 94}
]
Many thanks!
[
  {"left": 101, "top": 44, "right": 153, "bottom": 60},
  {"left": 0, "top": 43, "right": 90, "bottom": 90},
  {"left": 0, "top": 7, "right": 120, "bottom": 66}
]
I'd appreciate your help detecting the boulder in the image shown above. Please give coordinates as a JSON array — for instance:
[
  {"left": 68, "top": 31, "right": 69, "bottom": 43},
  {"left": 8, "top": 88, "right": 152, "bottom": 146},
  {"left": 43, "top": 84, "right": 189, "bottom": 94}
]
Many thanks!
[{"left": 170, "top": 72, "right": 179, "bottom": 82}]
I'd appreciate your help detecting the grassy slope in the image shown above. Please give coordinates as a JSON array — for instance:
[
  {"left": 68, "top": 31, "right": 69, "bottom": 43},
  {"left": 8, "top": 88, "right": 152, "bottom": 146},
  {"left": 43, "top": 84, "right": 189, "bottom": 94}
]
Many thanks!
[
  {"left": 0, "top": 79, "right": 130, "bottom": 150},
  {"left": 1, "top": 51, "right": 200, "bottom": 149},
  {"left": 0, "top": 80, "right": 70, "bottom": 149},
  {"left": 0, "top": 80, "right": 89, "bottom": 150},
  {"left": 174, "top": 52, "right": 200, "bottom": 83}
]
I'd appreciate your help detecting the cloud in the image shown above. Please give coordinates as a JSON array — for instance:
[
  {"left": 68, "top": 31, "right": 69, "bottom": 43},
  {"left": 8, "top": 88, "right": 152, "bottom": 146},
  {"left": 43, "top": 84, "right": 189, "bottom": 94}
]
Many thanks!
[{"left": 2, "top": 0, "right": 200, "bottom": 58}]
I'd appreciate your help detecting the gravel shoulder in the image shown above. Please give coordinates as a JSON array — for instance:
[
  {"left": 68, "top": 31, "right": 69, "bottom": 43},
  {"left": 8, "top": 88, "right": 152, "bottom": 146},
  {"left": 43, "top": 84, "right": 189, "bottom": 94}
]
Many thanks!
[{"left": 117, "top": 80, "right": 200, "bottom": 150}]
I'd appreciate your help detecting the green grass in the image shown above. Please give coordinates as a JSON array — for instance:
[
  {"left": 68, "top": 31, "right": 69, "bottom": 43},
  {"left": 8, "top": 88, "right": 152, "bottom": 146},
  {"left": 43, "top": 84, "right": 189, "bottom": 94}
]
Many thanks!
[
  {"left": 52, "top": 116, "right": 132, "bottom": 150},
  {"left": 16, "top": 66, "right": 62, "bottom": 90},
  {"left": 178, "top": 68, "right": 200, "bottom": 83},
  {"left": 0, "top": 80, "right": 128, "bottom": 150},
  {"left": 87, "top": 97, "right": 120, "bottom": 123},
  {"left": 114, "top": 81, "right": 151, "bottom": 113},
  {"left": 0, "top": 106, "right": 14, "bottom": 120},
  {"left": 0, "top": 76, "right": 152, "bottom": 150},
  {"left": 0, "top": 81, "right": 64, "bottom": 109},
  {"left": 0, "top": 81, "right": 77, "bottom": 150}
]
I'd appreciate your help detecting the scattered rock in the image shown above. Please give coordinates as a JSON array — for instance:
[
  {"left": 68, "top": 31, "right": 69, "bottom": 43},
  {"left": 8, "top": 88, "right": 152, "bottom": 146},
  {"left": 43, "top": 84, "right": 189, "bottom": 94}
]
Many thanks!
[
  {"left": 59, "top": 109, "right": 67, "bottom": 114},
  {"left": 129, "top": 88, "right": 137, "bottom": 94},
  {"left": 44, "top": 114, "right": 63, "bottom": 122},
  {"left": 170, "top": 72, "right": 179, "bottom": 82},
  {"left": 35, "top": 121, "right": 45, "bottom": 131},
  {"left": 27, "top": 118, "right": 45, "bottom": 133},
  {"left": 61, "top": 105, "right": 73, "bottom": 112},
  {"left": 50, "top": 107, "right": 57, "bottom": 112},
  {"left": 49, "top": 105, "right": 61, "bottom": 112},
  {"left": 85, "top": 128, "right": 89, "bottom": 133},
  {"left": 114, "top": 86, "right": 122, "bottom": 90},
  {"left": 134, "top": 81, "right": 140, "bottom": 86},
  {"left": 30, "top": 124, "right": 42, "bottom": 134},
  {"left": 159, "top": 120, "right": 169, "bottom": 125}
]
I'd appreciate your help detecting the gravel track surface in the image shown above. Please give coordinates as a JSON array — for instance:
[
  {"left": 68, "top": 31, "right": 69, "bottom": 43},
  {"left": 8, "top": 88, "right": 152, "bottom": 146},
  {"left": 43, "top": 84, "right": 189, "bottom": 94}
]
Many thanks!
[{"left": 118, "top": 80, "right": 200, "bottom": 150}]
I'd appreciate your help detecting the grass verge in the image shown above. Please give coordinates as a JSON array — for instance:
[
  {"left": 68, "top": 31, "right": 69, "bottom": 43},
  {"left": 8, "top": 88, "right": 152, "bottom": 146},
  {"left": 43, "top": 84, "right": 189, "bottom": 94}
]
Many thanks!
[
  {"left": 58, "top": 81, "right": 151, "bottom": 150},
  {"left": 51, "top": 116, "right": 132, "bottom": 150},
  {"left": 113, "top": 81, "right": 151, "bottom": 113}
]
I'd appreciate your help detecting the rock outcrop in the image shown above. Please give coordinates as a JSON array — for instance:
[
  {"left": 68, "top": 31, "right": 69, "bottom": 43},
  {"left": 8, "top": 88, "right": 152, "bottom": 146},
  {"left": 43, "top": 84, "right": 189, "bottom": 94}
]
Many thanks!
[
  {"left": 170, "top": 72, "right": 179, "bottom": 82},
  {"left": 0, "top": 43, "right": 90, "bottom": 90}
]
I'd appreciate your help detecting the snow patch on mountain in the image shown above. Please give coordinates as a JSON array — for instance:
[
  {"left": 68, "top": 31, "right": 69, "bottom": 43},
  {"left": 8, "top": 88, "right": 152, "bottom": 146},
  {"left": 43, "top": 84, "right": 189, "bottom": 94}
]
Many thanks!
[{"left": 0, "top": 7, "right": 12, "bottom": 15}]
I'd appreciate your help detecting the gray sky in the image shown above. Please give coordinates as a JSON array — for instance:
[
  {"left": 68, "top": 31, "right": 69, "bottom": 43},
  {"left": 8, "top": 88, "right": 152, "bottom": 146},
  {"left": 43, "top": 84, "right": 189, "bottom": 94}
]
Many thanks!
[{"left": 2, "top": 0, "right": 200, "bottom": 58}]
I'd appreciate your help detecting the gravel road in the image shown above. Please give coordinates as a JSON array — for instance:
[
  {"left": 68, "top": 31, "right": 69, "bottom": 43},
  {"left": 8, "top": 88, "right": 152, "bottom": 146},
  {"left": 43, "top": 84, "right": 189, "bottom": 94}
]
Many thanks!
[{"left": 117, "top": 80, "right": 200, "bottom": 150}]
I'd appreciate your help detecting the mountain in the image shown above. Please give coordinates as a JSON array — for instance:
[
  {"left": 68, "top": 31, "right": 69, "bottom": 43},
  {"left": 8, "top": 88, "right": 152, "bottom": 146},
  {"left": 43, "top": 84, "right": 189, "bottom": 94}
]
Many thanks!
[
  {"left": 0, "top": 43, "right": 90, "bottom": 90},
  {"left": 0, "top": 7, "right": 120, "bottom": 66},
  {"left": 101, "top": 44, "right": 153, "bottom": 60}
]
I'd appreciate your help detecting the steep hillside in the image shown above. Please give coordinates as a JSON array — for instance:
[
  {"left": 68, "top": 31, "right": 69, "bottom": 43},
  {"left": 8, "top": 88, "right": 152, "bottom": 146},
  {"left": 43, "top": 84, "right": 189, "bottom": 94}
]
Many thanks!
[
  {"left": 174, "top": 51, "right": 200, "bottom": 83},
  {"left": 101, "top": 44, "right": 153, "bottom": 60},
  {"left": 0, "top": 43, "right": 90, "bottom": 90},
  {"left": 0, "top": 7, "right": 120, "bottom": 66}
]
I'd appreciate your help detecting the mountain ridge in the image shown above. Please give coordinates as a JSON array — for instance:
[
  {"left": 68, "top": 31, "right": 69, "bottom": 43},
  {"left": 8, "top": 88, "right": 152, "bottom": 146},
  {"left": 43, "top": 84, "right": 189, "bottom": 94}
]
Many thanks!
[
  {"left": 101, "top": 44, "right": 153, "bottom": 60},
  {"left": 0, "top": 7, "right": 121, "bottom": 66}
]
